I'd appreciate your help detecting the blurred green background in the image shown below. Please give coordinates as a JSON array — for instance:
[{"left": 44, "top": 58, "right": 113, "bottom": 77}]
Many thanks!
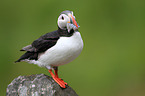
[{"left": 0, "top": 0, "right": 145, "bottom": 96}]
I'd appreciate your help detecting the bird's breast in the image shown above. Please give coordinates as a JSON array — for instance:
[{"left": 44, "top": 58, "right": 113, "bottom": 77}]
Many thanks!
[{"left": 38, "top": 31, "right": 83, "bottom": 67}]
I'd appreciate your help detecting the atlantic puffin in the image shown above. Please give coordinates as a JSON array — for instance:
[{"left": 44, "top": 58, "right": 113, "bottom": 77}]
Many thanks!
[{"left": 15, "top": 10, "right": 84, "bottom": 88}]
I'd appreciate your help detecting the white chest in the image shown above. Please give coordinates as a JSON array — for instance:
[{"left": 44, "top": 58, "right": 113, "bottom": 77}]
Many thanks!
[{"left": 38, "top": 31, "right": 83, "bottom": 67}]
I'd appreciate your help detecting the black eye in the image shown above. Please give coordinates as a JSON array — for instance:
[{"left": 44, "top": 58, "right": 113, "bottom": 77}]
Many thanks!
[{"left": 61, "top": 16, "right": 64, "bottom": 20}]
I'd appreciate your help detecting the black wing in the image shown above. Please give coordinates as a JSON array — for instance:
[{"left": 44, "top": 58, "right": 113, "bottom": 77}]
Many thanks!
[{"left": 15, "top": 30, "right": 60, "bottom": 62}]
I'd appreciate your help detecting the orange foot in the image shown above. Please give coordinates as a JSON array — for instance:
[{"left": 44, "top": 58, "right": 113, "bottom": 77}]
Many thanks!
[
  {"left": 48, "top": 69, "right": 67, "bottom": 88},
  {"left": 52, "top": 76, "right": 67, "bottom": 88}
]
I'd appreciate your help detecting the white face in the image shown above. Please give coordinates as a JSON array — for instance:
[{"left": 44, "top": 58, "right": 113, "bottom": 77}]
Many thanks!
[{"left": 57, "top": 14, "right": 70, "bottom": 29}]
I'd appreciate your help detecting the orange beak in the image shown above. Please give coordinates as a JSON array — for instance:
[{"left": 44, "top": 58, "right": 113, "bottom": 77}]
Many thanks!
[{"left": 69, "top": 14, "right": 79, "bottom": 28}]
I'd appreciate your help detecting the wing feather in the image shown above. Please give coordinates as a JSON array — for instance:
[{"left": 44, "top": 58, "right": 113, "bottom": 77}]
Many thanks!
[{"left": 16, "top": 30, "right": 60, "bottom": 62}]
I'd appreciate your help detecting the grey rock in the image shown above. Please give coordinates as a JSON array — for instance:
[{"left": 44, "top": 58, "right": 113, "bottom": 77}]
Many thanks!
[{"left": 6, "top": 74, "right": 78, "bottom": 96}]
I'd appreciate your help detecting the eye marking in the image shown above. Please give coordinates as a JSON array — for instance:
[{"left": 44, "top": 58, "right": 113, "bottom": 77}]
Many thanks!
[{"left": 61, "top": 16, "right": 64, "bottom": 20}]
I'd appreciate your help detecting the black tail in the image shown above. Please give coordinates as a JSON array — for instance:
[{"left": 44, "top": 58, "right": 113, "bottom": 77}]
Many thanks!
[{"left": 15, "top": 52, "right": 38, "bottom": 63}]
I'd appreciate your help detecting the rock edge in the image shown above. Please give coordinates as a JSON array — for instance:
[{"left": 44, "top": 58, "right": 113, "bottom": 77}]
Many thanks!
[{"left": 6, "top": 74, "right": 78, "bottom": 96}]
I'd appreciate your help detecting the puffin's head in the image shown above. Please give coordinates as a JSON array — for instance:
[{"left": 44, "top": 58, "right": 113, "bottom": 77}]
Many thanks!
[{"left": 57, "top": 10, "right": 79, "bottom": 32}]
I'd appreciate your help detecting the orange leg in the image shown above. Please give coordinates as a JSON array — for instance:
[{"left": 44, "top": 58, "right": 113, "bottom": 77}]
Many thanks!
[{"left": 48, "top": 67, "right": 67, "bottom": 88}]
